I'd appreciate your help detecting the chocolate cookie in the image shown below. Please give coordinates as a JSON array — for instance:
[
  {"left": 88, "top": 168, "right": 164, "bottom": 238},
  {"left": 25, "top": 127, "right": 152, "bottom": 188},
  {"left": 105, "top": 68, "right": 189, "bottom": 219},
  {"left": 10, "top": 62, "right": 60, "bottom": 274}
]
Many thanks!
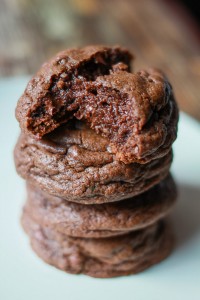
[
  {"left": 16, "top": 45, "right": 178, "bottom": 164},
  {"left": 24, "top": 174, "right": 176, "bottom": 238},
  {"left": 14, "top": 120, "right": 172, "bottom": 204},
  {"left": 22, "top": 212, "right": 173, "bottom": 278}
]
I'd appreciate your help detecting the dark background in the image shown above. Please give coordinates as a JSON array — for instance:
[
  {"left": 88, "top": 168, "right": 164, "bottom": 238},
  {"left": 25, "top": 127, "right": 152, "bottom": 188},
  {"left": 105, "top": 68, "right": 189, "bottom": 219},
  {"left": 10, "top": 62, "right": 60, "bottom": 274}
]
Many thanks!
[
  {"left": 182, "top": 0, "right": 200, "bottom": 24},
  {"left": 0, "top": 0, "right": 199, "bottom": 120}
]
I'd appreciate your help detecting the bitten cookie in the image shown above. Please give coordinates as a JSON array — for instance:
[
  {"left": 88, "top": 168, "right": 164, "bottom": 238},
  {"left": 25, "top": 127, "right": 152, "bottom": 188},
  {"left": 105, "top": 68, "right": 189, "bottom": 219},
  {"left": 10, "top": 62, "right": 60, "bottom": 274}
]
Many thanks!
[
  {"left": 16, "top": 45, "right": 178, "bottom": 164},
  {"left": 22, "top": 212, "right": 173, "bottom": 278},
  {"left": 14, "top": 120, "right": 173, "bottom": 204},
  {"left": 24, "top": 174, "right": 177, "bottom": 238}
]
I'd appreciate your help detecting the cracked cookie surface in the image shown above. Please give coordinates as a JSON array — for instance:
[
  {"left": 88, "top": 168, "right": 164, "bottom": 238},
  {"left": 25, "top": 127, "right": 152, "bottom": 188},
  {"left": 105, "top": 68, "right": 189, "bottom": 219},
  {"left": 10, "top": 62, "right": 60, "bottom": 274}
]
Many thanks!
[
  {"left": 16, "top": 45, "right": 178, "bottom": 164},
  {"left": 14, "top": 120, "right": 173, "bottom": 204},
  {"left": 24, "top": 174, "right": 176, "bottom": 238}
]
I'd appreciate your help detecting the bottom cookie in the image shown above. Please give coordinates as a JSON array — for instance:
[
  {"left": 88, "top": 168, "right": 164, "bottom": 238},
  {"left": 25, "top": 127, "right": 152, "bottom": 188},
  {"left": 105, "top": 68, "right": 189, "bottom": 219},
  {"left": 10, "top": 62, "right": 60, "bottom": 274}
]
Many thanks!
[{"left": 22, "top": 212, "right": 174, "bottom": 278}]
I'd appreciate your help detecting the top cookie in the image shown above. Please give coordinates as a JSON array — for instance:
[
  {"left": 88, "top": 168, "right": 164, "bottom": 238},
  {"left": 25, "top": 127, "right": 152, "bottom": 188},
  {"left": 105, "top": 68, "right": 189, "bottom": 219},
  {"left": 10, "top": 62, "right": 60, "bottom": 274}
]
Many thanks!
[{"left": 16, "top": 45, "right": 178, "bottom": 164}]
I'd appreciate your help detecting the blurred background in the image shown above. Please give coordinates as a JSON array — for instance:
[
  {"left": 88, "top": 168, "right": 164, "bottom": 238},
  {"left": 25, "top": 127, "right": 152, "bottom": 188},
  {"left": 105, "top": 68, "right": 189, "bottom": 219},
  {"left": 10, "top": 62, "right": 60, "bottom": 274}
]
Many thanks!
[{"left": 0, "top": 0, "right": 200, "bottom": 120}]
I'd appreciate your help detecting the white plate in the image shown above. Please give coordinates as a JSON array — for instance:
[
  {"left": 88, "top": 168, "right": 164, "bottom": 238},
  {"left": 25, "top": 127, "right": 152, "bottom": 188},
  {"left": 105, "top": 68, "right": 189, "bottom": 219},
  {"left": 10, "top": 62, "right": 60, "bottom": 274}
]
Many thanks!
[{"left": 0, "top": 77, "right": 200, "bottom": 300}]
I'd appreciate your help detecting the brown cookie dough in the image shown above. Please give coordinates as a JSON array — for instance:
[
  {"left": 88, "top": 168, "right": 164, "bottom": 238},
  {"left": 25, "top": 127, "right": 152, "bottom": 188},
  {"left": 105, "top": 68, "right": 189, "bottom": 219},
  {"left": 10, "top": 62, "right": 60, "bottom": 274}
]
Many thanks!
[
  {"left": 24, "top": 174, "right": 177, "bottom": 238},
  {"left": 16, "top": 45, "right": 178, "bottom": 164},
  {"left": 22, "top": 212, "right": 173, "bottom": 278},
  {"left": 14, "top": 120, "right": 172, "bottom": 204}
]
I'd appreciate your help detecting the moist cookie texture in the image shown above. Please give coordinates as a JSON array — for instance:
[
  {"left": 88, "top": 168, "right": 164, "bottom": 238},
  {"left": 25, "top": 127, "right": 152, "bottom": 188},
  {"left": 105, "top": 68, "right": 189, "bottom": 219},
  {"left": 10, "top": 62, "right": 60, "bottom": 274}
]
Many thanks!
[
  {"left": 24, "top": 174, "right": 177, "bottom": 238},
  {"left": 15, "top": 45, "right": 179, "bottom": 278},
  {"left": 14, "top": 120, "right": 173, "bottom": 204},
  {"left": 22, "top": 212, "right": 173, "bottom": 278},
  {"left": 16, "top": 45, "right": 178, "bottom": 164}
]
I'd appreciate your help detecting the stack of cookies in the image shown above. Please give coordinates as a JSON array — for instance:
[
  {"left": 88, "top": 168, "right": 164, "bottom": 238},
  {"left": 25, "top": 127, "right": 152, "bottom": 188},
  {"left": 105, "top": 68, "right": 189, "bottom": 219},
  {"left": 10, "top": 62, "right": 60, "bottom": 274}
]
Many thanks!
[{"left": 14, "top": 46, "right": 178, "bottom": 278}]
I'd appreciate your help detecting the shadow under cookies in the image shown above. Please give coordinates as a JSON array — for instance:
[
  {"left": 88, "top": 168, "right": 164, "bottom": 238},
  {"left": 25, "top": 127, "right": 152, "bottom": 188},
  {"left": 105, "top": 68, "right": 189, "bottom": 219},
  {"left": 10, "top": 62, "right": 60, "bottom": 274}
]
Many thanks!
[{"left": 171, "top": 183, "right": 200, "bottom": 250}]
